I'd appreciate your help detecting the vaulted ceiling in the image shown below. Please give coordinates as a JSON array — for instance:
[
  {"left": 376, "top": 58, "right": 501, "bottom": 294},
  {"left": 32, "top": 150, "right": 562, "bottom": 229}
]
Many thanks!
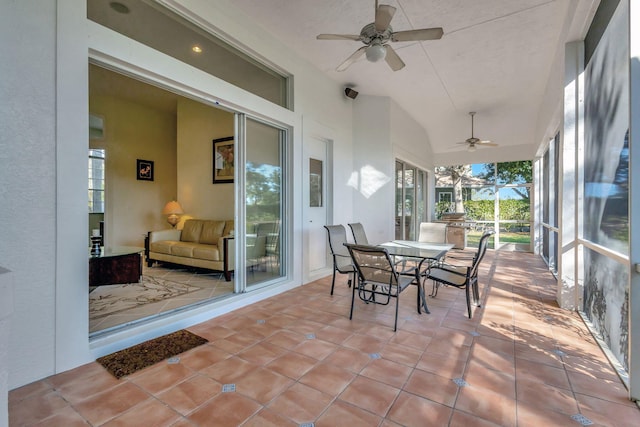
[{"left": 231, "top": 0, "right": 598, "bottom": 158}]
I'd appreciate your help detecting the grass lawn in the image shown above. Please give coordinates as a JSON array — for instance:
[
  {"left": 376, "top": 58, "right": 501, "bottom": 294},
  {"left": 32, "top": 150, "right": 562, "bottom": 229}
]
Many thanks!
[{"left": 467, "top": 230, "right": 530, "bottom": 249}]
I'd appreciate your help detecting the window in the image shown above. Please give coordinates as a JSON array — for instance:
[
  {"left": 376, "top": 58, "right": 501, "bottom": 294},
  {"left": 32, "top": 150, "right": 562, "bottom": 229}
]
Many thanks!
[
  {"left": 439, "top": 192, "right": 452, "bottom": 203},
  {"left": 88, "top": 149, "right": 105, "bottom": 213}
]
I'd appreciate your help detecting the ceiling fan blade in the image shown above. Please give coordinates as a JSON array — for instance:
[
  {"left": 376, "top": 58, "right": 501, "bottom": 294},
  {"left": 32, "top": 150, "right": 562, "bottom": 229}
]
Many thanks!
[
  {"left": 391, "top": 27, "right": 444, "bottom": 42},
  {"left": 375, "top": 4, "right": 396, "bottom": 32},
  {"left": 477, "top": 141, "right": 499, "bottom": 147},
  {"left": 336, "top": 46, "right": 367, "bottom": 72},
  {"left": 317, "top": 34, "right": 362, "bottom": 41},
  {"left": 384, "top": 44, "right": 405, "bottom": 71}
]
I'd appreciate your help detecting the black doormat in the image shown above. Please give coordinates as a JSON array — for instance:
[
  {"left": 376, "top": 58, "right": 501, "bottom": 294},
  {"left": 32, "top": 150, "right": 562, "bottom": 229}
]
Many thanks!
[{"left": 97, "top": 330, "right": 208, "bottom": 379}]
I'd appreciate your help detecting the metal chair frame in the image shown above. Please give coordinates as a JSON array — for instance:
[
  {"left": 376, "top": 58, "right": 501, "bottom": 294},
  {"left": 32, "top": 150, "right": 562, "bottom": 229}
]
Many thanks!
[
  {"left": 345, "top": 243, "right": 425, "bottom": 331},
  {"left": 427, "top": 230, "right": 494, "bottom": 318},
  {"left": 324, "top": 225, "right": 356, "bottom": 295}
]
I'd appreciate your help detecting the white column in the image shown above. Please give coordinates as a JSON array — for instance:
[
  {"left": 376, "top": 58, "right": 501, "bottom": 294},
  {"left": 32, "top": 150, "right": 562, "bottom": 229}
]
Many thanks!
[{"left": 558, "top": 41, "right": 584, "bottom": 309}]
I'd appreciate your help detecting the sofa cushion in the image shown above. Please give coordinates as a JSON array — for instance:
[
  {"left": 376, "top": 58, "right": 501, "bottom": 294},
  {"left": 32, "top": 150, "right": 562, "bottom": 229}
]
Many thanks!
[
  {"left": 181, "top": 220, "right": 203, "bottom": 243},
  {"left": 170, "top": 241, "right": 197, "bottom": 257},
  {"left": 192, "top": 244, "right": 221, "bottom": 261},
  {"left": 200, "top": 220, "right": 226, "bottom": 245},
  {"left": 149, "top": 240, "right": 178, "bottom": 255}
]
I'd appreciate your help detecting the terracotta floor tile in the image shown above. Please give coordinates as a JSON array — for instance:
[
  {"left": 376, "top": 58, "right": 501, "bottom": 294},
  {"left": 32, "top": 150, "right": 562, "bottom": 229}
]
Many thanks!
[
  {"left": 449, "top": 409, "right": 503, "bottom": 427},
  {"left": 379, "top": 341, "right": 423, "bottom": 367},
  {"left": 73, "top": 382, "right": 150, "bottom": 426},
  {"left": 338, "top": 376, "right": 400, "bottom": 416},
  {"left": 515, "top": 357, "right": 570, "bottom": 390},
  {"left": 100, "top": 398, "right": 181, "bottom": 426},
  {"left": 463, "top": 360, "right": 516, "bottom": 399},
  {"left": 234, "top": 366, "right": 293, "bottom": 404},
  {"left": 129, "top": 362, "right": 195, "bottom": 395},
  {"left": 359, "top": 357, "right": 413, "bottom": 389},
  {"left": 315, "top": 324, "right": 353, "bottom": 344},
  {"left": 8, "top": 390, "right": 69, "bottom": 426},
  {"left": 157, "top": 374, "right": 221, "bottom": 415},
  {"left": 416, "top": 351, "right": 467, "bottom": 378},
  {"left": 267, "top": 382, "right": 333, "bottom": 423},
  {"left": 454, "top": 386, "right": 516, "bottom": 427},
  {"left": 387, "top": 391, "right": 453, "bottom": 427},
  {"left": 178, "top": 344, "right": 231, "bottom": 371},
  {"left": 243, "top": 408, "right": 298, "bottom": 427},
  {"left": 299, "top": 362, "right": 356, "bottom": 395},
  {"left": 187, "top": 392, "right": 262, "bottom": 426},
  {"left": 515, "top": 378, "right": 578, "bottom": 415},
  {"left": 576, "top": 393, "right": 640, "bottom": 427},
  {"left": 266, "top": 350, "right": 318, "bottom": 379},
  {"left": 343, "top": 333, "right": 386, "bottom": 354},
  {"left": 9, "top": 250, "right": 638, "bottom": 427},
  {"left": 199, "top": 355, "right": 259, "bottom": 383},
  {"left": 323, "top": 346, "right": 371, "bottom": 373},
  {"left": 262, "top": 329, "right": 306, "bottom": 349},
  {"left": 293, "top": 337, "right": 339, "bottom": 360},
  {"left": 237, "top": 341, "right": 287, "bottom": 365},
  {"left": 316, "top": 400, "right": 382, "bottom": 427},
  {"left": 404, "top": 369, "right": 459, "bottom": 407},
  {"left": 31, "top": 407, "right": 90, "bottom": 427}
]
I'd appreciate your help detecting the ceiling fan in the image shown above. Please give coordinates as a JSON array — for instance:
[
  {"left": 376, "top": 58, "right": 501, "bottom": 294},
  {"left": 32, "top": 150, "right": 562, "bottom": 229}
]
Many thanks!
[
  {"left": 456, "top": 112, "right": 499, "bottom": 152},
  {"left": 316, "top": 0, "right": 443, "bottom": 72}
]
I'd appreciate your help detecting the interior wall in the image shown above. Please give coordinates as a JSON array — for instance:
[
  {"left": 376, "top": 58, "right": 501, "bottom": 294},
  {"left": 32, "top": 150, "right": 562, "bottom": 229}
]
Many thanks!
[
  {"left": 90, "top": 94, "right": 177, "bottom": 246},
  {"left": 176, "top": 98, "right": 235, "bottom": 220}
]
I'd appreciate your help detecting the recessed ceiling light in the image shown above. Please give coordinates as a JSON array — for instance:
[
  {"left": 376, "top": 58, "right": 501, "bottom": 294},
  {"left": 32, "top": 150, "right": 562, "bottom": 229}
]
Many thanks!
[
  {"left": 109, "top": 2, "right": 130, "bottom": 14},
  {"left": 192, "top": 45, "right": 203, "bottom": 53}
]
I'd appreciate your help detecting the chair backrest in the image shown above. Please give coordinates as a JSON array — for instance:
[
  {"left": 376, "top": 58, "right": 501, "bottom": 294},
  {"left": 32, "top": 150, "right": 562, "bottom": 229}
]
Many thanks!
[
  {"left": 418, "top": 222, "right": 448, "bottom": 243},
  {"left": 324, "top": 225, "right": 352, "bottom": 270},
  {"left": 348, "top": 223, "right": 369, "bottom": 245},
  {"left": 345, "top": 243, "right": 397, "bottom": 286},
  {"left": 469, "top": 230, "right": 494, "bottom": 278}
]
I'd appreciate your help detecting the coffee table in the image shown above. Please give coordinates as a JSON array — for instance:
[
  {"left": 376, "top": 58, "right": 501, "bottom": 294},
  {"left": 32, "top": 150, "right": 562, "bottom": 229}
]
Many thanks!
[{"left": 89, "top": 246, "right": 144, "bottom": 286}]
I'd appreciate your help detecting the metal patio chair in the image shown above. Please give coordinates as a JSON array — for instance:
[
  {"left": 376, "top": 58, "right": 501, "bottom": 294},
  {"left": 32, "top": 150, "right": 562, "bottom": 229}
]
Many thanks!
[
  {"left": 348, "top": 222, "right": 369, "bottom": 245},
  {"left": 345, "top": 243, "right": 425, "bottom": 331},
  {"left": 427, "top": 230, "right": 494, "bottom": 318},
  {"left": 324, "top": 225, "right": 356, "bottom": 295}
]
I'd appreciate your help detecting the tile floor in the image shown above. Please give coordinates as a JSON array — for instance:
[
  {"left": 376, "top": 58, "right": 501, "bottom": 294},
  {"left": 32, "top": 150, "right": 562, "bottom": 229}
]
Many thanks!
[{"left": 10, "top": 250, "right": 640, "bottom": 426}]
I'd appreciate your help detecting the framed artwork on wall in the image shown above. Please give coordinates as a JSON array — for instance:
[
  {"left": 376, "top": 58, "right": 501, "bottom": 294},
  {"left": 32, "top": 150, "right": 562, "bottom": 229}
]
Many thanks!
[
  {"left": 137, "top": 159, "right": 154, "bottom": 181},
  {"left": 213, "top": 136, "right": 234, "bottom": 184}
]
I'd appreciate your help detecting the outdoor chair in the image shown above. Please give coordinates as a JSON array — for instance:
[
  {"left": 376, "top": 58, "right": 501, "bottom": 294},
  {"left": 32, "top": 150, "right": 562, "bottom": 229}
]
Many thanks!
[
  {"left": 348, "top": 222, "right": 369, "bottom": 244},
  {"left": 427, "top": 230, "right": 494, "bottom": 318},
  {"left": 324, "top": 225, "right": 356, "bottom": 295},
  {"left": 345, "top": 243, "right": 425, "bottom": 331},
  {"left": 418, "top": 222, "right": 448, "bottom": 243}
]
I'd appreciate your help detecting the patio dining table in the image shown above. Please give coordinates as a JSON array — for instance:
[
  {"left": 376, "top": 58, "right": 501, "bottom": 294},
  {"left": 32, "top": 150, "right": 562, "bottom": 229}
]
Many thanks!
[{"left": 377, "top": 240, "right": 454, "bottom": 313}]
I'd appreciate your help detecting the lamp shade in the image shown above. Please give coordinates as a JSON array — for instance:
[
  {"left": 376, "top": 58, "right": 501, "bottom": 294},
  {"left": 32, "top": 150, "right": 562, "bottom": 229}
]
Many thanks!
[
  {"left": 162, "top": 201, "right": 184, "bottom": 215},
  {"left": 366, "top": 42, "right": 386, "bottom": 62}
]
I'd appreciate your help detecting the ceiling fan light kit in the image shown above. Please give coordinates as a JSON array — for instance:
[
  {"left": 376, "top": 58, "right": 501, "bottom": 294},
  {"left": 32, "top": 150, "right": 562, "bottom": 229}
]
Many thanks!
[
  {"left": 455, "top": 112, "right": 499, "bottom": 151},
  {"left": 316, "top": 1, "right": 443, "bottom": 72}
]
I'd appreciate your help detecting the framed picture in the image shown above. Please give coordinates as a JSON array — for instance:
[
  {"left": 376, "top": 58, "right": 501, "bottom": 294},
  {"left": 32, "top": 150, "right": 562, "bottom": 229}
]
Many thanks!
[
  {"left": 137, "top": 159, "right": 154, "bottom": 181},
  {"left": 213, "top": 137, "right": 234, "bottom": 184}
]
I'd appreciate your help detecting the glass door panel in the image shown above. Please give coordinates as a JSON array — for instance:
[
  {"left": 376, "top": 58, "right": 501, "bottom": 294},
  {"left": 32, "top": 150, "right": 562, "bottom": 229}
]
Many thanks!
[{"left": 245, "top": 118, "right": 285, "bottom": 287}]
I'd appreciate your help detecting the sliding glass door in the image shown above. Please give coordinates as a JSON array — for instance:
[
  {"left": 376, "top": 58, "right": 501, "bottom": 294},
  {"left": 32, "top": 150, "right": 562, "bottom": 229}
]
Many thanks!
[{"left": 245, "top": 118, "right": 286, "bottom": 288}]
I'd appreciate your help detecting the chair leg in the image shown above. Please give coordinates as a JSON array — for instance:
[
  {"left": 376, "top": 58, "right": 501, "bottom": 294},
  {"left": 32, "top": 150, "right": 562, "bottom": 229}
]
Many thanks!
[
  {"left": 465, "top": 285, "right": 472, "bottom": 318},
  {"left": 393, "top": 292, "right": 399, "bottom": 332},
  {"left": 330, "top": 269, "right": 337, "bottom": 295},
  {"left": 349, "top": 277, "right": 357, "bottom": 320}
]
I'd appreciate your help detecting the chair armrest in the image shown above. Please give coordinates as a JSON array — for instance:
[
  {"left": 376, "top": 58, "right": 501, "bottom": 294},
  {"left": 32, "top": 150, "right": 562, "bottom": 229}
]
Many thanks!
[{"left": 149, "top": 229, "right": 181, "bottom": 243}]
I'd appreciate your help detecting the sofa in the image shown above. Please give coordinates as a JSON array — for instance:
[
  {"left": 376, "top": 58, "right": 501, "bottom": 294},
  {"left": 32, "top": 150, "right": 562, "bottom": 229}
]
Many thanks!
[{"left": 147, "top": 219, "right": 235, "bottom": 281}]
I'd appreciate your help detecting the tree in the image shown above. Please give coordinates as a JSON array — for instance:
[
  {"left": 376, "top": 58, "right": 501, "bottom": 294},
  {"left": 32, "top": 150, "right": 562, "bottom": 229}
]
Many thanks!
[
  {"left": 435, "top": 165, "right": 471, "bottom": 213},
  {"left": 481, "top": 161, "right": 532, "bottom": 198}
]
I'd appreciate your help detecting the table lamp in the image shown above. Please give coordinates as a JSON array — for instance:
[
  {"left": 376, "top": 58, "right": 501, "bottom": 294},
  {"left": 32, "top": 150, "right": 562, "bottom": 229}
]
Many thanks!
[{"left": 162, "top": 200, "right": 184, "bottom": 228}]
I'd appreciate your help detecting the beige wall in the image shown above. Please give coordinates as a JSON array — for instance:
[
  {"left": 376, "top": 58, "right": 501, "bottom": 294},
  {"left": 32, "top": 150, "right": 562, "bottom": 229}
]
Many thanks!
[
  {"left": 177, "top": 98, "right": 235, "bottom": 220},
  {"left": 89, "top": 95, "right": 177, "bottom": 247}
]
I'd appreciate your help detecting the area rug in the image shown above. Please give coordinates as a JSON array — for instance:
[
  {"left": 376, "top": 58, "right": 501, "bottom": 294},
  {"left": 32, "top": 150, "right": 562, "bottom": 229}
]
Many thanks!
[
  {"left": 97, "top": 330, "right": 208, "bottom": 378},
  {"left": 89, "top": 276, "right": 201, "bottom": 320}
]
